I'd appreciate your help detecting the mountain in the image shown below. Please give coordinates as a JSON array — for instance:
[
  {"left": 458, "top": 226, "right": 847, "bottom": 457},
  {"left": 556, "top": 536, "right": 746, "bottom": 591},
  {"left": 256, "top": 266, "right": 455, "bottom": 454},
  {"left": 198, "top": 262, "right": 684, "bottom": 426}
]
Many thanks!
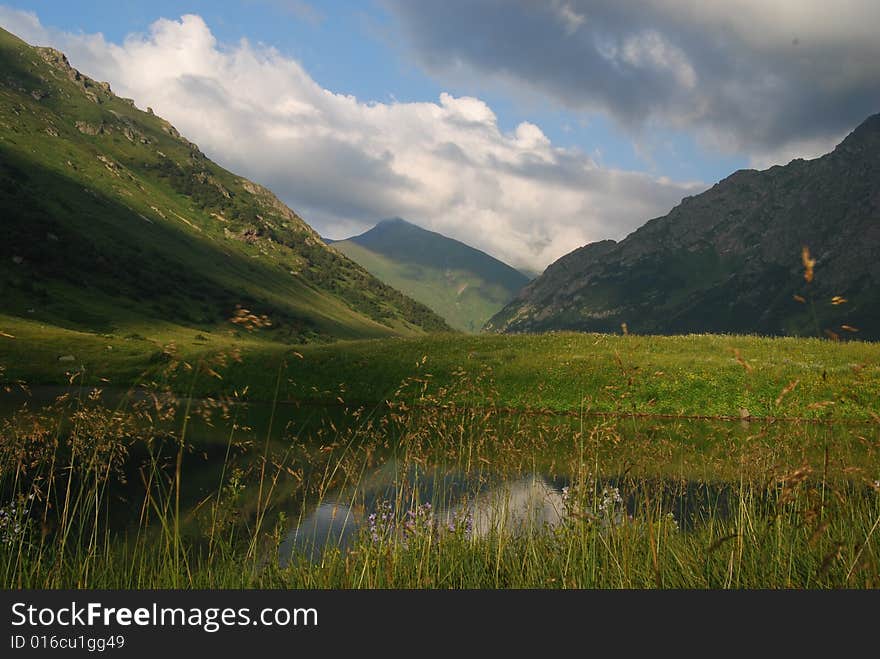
[
  {"left": 0, "top": 28, "right": 450, "bottom": 341},
  {"left": 486, "top": 114, "right": 880, "bottom": 339},
  {"left": 329, "top": 218, "right": 530, "bottom": 332}
]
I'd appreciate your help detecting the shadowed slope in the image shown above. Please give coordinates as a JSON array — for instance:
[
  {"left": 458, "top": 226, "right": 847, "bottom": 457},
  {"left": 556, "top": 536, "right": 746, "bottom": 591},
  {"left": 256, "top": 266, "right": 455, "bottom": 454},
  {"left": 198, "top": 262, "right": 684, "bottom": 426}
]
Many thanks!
[{"left": 0, "top": 27, "right": 450, "bottom": 340}]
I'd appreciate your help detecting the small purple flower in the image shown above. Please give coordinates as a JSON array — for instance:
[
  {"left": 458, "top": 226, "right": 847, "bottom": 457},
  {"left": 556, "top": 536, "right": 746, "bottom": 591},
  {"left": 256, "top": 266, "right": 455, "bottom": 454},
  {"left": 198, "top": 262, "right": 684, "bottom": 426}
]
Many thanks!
[{"left": 367, "top": 501, "right": 395, "bottom": 544}]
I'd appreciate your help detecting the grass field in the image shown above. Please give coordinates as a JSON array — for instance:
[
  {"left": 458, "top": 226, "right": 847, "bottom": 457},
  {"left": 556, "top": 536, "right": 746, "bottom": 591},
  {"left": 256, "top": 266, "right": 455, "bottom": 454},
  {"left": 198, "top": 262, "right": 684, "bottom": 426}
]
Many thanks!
[
  {"left": 3, "top": 313, "right": 879, "bottom": 421},
  {"left": 1, "top": 376, "right": 877, "bottom": 588},
  {"left": 2, "top": 316, "right": 879, "bottom": 589}
]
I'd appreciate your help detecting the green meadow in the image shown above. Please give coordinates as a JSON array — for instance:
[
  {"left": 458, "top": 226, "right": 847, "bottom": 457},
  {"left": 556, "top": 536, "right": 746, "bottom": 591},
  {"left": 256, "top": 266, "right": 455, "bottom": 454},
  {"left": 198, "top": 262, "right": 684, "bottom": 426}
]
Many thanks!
[
  {"left": 1, "top": 317, "right": 879, "bottom": 589},
  {"left": 3, "top": 313, "right": 879, "bottom": 420},
  {"left": 1, "top": 20, "right": 878, "bottom": 592}
]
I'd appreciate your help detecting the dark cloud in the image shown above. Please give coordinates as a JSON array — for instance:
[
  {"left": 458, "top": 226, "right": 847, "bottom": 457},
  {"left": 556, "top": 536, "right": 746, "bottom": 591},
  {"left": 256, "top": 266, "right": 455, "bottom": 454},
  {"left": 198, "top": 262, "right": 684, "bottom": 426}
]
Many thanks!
[{"left": 384, "top": 0, "right": 880, "bottom": 161}]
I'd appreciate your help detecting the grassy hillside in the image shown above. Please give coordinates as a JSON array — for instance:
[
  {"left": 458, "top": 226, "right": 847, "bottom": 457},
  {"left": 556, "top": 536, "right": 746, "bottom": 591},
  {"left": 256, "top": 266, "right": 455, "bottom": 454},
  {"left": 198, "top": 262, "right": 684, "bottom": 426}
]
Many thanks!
[
  {"left": 0, "top": 28, "right": 450, "bottom": 342},
  {"left": 331, "top": 218, "right": 529, "bottom": 332}
]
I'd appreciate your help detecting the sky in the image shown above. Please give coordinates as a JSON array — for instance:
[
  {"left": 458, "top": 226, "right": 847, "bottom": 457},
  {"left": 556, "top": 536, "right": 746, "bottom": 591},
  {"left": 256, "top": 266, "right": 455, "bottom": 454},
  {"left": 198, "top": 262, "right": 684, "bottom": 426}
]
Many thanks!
[{"left": 1, "top": 1, "right": 878, "bottom": 271}]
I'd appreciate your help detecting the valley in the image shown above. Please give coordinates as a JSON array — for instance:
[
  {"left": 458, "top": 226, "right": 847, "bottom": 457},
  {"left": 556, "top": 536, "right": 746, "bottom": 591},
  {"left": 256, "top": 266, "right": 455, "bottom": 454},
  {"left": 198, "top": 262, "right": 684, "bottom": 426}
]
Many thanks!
[{"left": 0, "top": 22, "right": 878, "bottom": 592}]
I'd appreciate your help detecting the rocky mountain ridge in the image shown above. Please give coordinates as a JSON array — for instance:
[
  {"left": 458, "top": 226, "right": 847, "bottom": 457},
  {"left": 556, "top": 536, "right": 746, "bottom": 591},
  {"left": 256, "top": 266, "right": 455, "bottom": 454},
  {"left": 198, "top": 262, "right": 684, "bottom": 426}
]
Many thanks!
[{"left": 486, "top": 113, "right": 880, "bottom": 339}]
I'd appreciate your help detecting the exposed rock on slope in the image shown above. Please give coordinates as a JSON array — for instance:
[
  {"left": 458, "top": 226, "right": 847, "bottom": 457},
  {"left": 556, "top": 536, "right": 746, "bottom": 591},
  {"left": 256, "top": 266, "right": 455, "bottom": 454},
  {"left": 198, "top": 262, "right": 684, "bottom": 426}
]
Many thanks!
[
  {"left": 486, "top": 114, "right": 880, "bottom": 339},
  {"left": 0, "top": 27, "right": 450, "bottom": 339}
]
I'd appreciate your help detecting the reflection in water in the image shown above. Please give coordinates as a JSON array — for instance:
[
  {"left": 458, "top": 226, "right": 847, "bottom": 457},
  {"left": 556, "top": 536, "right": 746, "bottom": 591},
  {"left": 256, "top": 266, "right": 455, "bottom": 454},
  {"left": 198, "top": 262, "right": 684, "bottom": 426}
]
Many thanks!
[
  {"left": 469, "top": 475, "right": 565, "bottom": 536},
  {"left": 279, "top": 471, "right": 567, "bottom": 565},
  {"left": 2, "top": 386, "right": 865, "bottom": 568},
  {"left": 279, "top": 462, "right": 740, "bottom": 565},
  {"left": 281, "top": 501, "right": 362, "bottom": 563}
]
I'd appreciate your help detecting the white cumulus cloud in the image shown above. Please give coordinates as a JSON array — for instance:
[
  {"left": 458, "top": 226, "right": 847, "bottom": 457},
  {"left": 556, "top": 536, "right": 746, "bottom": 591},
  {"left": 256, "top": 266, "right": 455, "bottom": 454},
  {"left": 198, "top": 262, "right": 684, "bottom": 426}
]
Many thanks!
[{"left": 0, "top": 7, "right": 702, "bottom": 270}]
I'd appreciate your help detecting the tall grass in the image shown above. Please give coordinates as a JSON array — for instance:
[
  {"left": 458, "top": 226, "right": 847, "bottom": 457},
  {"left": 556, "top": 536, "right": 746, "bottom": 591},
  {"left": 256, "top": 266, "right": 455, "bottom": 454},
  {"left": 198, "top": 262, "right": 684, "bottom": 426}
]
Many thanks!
[{"left": 0, "top": 361, "right": 877, "bottom": 589}]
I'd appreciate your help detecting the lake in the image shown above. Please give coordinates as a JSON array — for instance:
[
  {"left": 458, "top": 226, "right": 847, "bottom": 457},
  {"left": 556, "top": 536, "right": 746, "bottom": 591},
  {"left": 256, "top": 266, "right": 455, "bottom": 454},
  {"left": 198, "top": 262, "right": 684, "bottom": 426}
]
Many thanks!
[{"left": 2, "top": 384, "right": 877, "bottom": 565}]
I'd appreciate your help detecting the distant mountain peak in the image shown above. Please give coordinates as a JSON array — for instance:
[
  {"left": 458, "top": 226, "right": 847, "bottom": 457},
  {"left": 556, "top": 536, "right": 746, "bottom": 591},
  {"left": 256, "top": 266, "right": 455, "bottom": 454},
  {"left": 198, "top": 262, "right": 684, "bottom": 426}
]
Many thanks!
[
  {"left": 331, "top": 218, "right": 529, "bottom": 332},
  {"left": 833, "top": 112, "right": 880, "bottom": 156},
  {"left": 851, "top": 111, "right": 880, "bottom": 136},
  {"left": 377, "top": 217, "right": 410, "bottom": 226},
  {"left": 369, "top": 217, "right": 435, "bottom": 236}
]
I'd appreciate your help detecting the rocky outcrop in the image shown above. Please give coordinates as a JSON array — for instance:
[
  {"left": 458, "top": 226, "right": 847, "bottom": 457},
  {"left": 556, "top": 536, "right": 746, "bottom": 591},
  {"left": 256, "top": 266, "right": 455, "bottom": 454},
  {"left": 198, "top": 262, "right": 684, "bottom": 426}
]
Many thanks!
[
  {"left": 74, "top": 120, "right": 103, "bottom": 135},
  {"left": 36, "top": 46, "right": 113, "bottom": 104}
]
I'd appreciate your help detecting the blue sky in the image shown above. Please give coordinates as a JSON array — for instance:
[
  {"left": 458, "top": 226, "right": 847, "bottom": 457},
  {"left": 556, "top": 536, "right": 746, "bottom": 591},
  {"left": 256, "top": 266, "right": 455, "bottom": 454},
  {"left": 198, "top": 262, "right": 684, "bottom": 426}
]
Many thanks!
[
  {"left": 1, "top": 1, "right": 877, "bottom": 269},
  {"left": 2, "top": 0, "right": 745, "bottom": 181}
]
